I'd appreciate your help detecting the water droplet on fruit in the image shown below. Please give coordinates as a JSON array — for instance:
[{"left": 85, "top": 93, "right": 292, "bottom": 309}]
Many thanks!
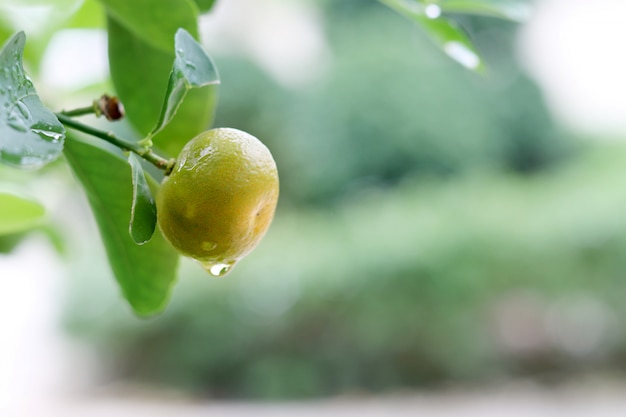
[
  {"left": 201, "top": 241, "right": 217, "bottom": 251},
  {"left": 184, "top": 60, "right": 196, "bottom": 69},
  {"left": 202, "top": 261, "right": 236, "bottom": 277}
]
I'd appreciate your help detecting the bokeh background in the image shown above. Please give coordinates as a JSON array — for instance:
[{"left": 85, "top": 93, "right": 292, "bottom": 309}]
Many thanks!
[{"left": 3, "top": 0, "right": 626, "bottom": 415}]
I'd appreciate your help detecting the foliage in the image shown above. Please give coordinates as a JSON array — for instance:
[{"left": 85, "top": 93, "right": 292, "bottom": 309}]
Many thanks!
[
  {"left": 0, "top": 32, "right": 65, "bottom": 168},
  {"left": 63, "top": 134, "right": 179, "bottom": 315},
  {"left": 0, "top": 1, "right": 218, "bottom": 315}
]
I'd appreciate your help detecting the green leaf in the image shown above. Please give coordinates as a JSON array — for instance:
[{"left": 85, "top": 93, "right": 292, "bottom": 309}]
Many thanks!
[
  {"left": 149, "top": 28, "right": 219, "bottom": 138},
  {"left": 0, "top": 192, "right": 45, "bottom": 235},
  {"left": 98, "top": 0, "right": 199, "bottom": 52},
  {"left": 63, "top": 134, "right": 178, "bottom": 316},
  {"left": 438, "top": 0, "right": 531, "bottom": 22},
  {"left": 128, "top": 153, "right": 157, "bottom": 245},
  {"left": 107, "top": 16, "right": 173, "bottom": 137},
  {"left": 66, "top": 0, "right": 106, "bottom": 28},
  {"left": 193, "top": 0, "right": 217, "bottom": 13},
  {"left": 381, "top": 0, "right": 484, "bottom": 71},
  {"left": 0, "top": 32, "right": 65, "bottom": 168},
  {"left": 107, "top": 17, "right": 218, "bottom": 157}
]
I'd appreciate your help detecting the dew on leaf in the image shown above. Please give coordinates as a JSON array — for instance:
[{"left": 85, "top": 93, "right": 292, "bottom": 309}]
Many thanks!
[
  {"left": 0, "top": 31, "right": 64, "bottom": 168},
  {"left": 31, "top": 129, "right": 63, "bottom": 143},
  {"left": 7, "top": 117, "right": 28, "bottom": 132},
  {"left": 15, "top": 101, "right": 30, "bottom": 119}
]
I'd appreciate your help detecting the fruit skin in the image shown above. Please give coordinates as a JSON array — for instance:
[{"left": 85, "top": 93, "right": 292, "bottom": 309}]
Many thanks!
[{"left": 156, "top": 128, "right": 279, "bottom": 271}]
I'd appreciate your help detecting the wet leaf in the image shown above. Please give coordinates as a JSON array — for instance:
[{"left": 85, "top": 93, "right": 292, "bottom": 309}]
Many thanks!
[
  {"left": 380, "top": 0, "right": 485, "bottom": 72},
  {"left": 128, "top": 153, "right": 157, "bottom": 245},
  {"left": 0, "top": 192, "right": 45, "bottom": 235},
  {"left": 0, "top": 32, "right": 65, "bottom": 168},
  {"left": 149, "top": 28, "right": 220, "bottom": 138},
  {"left": 64, "top": 134, "right": 178, "bottom": 316}
]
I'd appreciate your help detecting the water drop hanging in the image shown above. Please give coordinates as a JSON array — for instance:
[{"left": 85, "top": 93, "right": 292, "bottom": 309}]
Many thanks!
[{"left": 202, "top": 261, "right": 236, "bottom": 277}]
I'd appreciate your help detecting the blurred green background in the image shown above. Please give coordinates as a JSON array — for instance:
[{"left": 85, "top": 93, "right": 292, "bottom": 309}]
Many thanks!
[{"left": 4, "top": 0, "right": 626, "bottom": 400}]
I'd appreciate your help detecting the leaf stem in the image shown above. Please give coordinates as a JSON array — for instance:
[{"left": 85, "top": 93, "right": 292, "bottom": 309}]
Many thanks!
[{"left": 56, "top": 113, "right": 175, "bottom": 172}]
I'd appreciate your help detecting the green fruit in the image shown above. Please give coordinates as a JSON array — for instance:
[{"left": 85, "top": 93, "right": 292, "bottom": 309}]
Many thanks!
[{"left": 156, "top": 128, "right": 279, "bottom": 276}]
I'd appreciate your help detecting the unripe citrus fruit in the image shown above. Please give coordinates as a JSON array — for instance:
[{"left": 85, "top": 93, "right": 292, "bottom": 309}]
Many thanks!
[{"left": 156, "top": 128, "right": 279, "bottom": 276}]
